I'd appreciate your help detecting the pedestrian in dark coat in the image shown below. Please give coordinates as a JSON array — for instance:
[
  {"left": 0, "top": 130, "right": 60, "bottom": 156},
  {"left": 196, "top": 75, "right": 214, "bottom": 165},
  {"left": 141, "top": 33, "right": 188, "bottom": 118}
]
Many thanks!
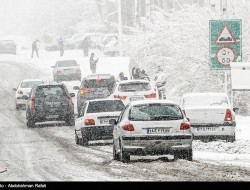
[
  {"left": 133, "top": 68, "right": 141, "bottom": 79},
  {"left": 58, "top": 37, "right": 64, "bottom": 57},
  {"left": 31, "top": 40, "right": 40, "bottom": 58},
  {"left": 90, "top": 53, "right": 99, "bottom": 74}
]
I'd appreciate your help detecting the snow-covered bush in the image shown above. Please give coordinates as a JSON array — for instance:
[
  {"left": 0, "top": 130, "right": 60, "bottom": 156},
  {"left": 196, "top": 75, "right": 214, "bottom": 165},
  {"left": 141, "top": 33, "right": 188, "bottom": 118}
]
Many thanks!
[{"left": 124, "top": 2, "right": 250, "bottom": 115}]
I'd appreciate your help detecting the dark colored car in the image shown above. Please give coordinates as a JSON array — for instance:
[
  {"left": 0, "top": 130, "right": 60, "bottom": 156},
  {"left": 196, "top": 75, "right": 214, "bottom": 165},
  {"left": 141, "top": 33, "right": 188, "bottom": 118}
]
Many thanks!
[
  {"left": 25, "top": 83, "right": 75, "bottom": 127},
  {"left": 74, "top": 74, "right": 117, "bottom": 116},
  {"left": 0, "top": 40, "right": 17, "bottom": 55}
]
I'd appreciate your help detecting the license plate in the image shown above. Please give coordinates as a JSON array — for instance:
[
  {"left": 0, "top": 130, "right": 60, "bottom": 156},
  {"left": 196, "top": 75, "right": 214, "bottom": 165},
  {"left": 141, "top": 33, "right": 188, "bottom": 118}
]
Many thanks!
[
  {"left": 147, "top": 128, "right": 170, "bottom": 134},
  {"left": 63, "top": 69, "right": 74, "bottom": 74},
  {"left": 100, "top": 118, "right": 114, "bottom": 124},
  {"left": 197, "top": 127, "right": 216, "bottom": 131},
  {"left": 130, "top": 97, "right": 144, "bottom": 101},
  {"left": 46, "top": 115, "right": 59, "bottom": 119}
]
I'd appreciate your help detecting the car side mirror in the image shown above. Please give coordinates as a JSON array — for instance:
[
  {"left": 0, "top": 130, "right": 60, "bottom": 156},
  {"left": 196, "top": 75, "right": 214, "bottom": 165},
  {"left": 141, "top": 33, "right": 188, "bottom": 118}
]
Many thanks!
[
  {"left": 13, "top": 88, "right": 17, "bottom": 91},
  {"left": 51, "top": 66, "right": 55, "bottom": 68},
  {"left": 233, "top": 108, "right": 239, "bottom": 113},
  {"left": 70, "top": 93, "right": 75, "bottom": 97},
  {"left": 73, "top": 86, "right": 80, "bottom": 90},
  {"left": 109, "top": 119, "right": 117, "bottom": 125},
  {"left": 22, "top": 95, "right": 29, "bottom": 100}
]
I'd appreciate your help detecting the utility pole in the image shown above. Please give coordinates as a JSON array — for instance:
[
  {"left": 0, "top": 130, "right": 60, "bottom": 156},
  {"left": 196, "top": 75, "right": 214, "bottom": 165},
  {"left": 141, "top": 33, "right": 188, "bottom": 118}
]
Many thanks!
[{"left": 118, "top": 0, "right": 123, "bottom": 56}]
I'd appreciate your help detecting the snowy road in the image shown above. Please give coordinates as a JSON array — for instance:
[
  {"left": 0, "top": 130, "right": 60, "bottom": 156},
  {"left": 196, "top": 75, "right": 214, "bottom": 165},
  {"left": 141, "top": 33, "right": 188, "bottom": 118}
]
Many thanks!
[{"left": 1, "top": 51, "right": 250, "bottom": 181}]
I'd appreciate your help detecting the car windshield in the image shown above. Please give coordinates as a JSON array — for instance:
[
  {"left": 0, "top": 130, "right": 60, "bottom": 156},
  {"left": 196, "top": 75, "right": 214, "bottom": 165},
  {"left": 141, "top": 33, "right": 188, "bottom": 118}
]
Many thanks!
[
  {"left": 36, "top": 86, "right": 66, "bottom": 97},
  {"left": 183, "top": 94, "right": 229, "bottom": 107},
  {"left": 21, "top": 81, "right": 43, "bottom": 88},
  {"left": 57, "top": 60, "right": 77, "bottom": 67},
  {"left": 119, "top": 82, "right": 151, "bottom": 92},
  {"left": 83, "top": 79, "right": 115, "bottom": 89},
  {"left": 87, "top": 100, "right": 125, "bottom": 113},
  {"left": 129, "top": 104, "right": 183, "bottom": 121}
]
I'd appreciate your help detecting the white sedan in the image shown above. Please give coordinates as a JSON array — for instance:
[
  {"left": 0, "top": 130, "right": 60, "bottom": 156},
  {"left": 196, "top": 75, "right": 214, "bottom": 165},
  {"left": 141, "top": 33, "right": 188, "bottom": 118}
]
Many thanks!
[
  {"left": 111, "top": 100, "right": 193, "bottom": 163},
  {"left": 113, "top": 80, "right": 159, "bottom": 105},
  {"left": 13, "top": 79, "right": 44, "bottom": 109},
  {"left": 75, "top": 99, "right": 125, "bottom": 146},
  {"left": 180, "top": 92, "right": 237, "bottom": 142}
]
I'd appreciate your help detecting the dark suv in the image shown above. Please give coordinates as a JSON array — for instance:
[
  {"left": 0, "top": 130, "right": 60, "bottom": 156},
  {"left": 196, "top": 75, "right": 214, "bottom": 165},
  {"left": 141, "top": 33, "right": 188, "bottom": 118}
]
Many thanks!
[
  {"left": 74, "top": 74, "right": 117, "bottom": 115},
  {"left": 26, "top": 83, "right": 75, "bottom": 127}
]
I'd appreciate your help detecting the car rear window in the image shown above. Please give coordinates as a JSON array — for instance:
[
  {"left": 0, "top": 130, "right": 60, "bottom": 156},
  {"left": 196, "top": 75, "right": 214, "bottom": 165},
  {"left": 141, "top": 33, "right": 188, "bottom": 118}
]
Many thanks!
[
  {"left": 87, "top": 100, "right": 125, "bottom": 113},
  {"left": 21, "top": 81, "right": 43, "bottom": 88},
  {"left": 129, "top": 104, "right": 183, "bottom": 121},
  {"left": 36, "top": 86, "right": 66, "bottom": 97},
  {"left": 119, "top": 82, "right": 151, "bottom": 92},
  {"left": 82, "top": 79, "right": 115, "bottom": 89},
  {"left": 57, "top": 60, "right": 77, "bottom": 67},
  {"left": 183, "top": 95, "right": 229, "bottom": 107}
]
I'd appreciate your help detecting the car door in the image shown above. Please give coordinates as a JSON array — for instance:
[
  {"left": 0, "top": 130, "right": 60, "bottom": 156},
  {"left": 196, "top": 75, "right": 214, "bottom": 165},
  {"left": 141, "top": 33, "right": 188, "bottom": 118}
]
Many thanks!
[
  {"left": 75, "top": 102, "right": 88, "bottom": 132},
  {"left": 113, "top": 105, "right": 129, "bottom": 147}
]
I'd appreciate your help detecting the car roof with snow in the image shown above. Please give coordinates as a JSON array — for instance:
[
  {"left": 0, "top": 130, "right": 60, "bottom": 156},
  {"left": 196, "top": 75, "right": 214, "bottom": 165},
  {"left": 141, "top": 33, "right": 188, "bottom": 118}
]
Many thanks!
[
  {"left": 182, "top": 92, "right": 228, "bottom": 98},
  {"left": 128, "top": 99, "right": 176, "bottom": 107},
  {"left": 86, "top": 98, "right": 124, "bottom": 103},
  {"left": 21, "top": 79, "right": 44, "bottom": 82},
  {"left": 85, "top": 74, "right": 114, "bottom": 79},
  {"left": 118, "top": 79, "right": 151, "bottom": 84}
]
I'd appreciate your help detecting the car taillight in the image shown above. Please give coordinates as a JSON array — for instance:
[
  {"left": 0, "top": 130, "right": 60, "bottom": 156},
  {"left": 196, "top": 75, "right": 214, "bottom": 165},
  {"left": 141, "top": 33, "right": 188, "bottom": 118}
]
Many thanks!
[
  {"left": 114, "top": 95, "right": 127, "bottom": 100},
  {"left": 57, "top": 70, "right": 62, "bottom": 75},
  {"left": 84, "top": 119, "right": 95, "bottom": 125},
  {"left": 180, "top": 122, "right": 190, "bottom": 130},
  {"left": 122, "top": 124, "right": 134, "bottom": 131},
  {"left": 31, "top": 96, "right": 35, "bottom": 112},
  {"left": 144, "top": 93, "right": 156, "bottom": 98},
  {"left": 18, "top": 90, "right": 23, "bottom": 95},
  {"left": 80, "top": 89, "right": 90, "bottom": 95},
  {"left": 224, "top": 109, "right": 232, "bottom": 121},
  {"left": 76, "top": 68, "right": 81, "bottom": 73}
]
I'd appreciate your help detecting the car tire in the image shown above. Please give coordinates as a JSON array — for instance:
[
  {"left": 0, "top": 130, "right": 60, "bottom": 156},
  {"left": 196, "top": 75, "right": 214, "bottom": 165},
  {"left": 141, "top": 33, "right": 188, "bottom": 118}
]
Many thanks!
[
  {"left": 226, "top": 136, "right": 235, "bottom": 143},
  {"left": 174, "top": 149, "right": 193, "bottom": 161},
  {"left": 119, "top": 141, "right": 130, "bottom": 163},
  {"left": 113, "top": 142, "right": 119, "bottom": 161},
  {"left": 75, "top": 131, "right": 80, "bottom": 145},
  {"left": 65, "top": 115, "right": 75, "bottom": 126},
  {"left": 27, "top": 113, "right": 35, "bottom": 128},
  {"left": 80, "top": 131, "right": 88, "bottom": 146}
]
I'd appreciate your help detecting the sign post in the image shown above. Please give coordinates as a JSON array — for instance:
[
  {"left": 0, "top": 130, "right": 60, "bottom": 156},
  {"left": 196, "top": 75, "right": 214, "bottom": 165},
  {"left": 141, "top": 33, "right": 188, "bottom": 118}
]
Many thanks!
[{"left": 209, "top": 19, "right": 242, "bottom": 95}]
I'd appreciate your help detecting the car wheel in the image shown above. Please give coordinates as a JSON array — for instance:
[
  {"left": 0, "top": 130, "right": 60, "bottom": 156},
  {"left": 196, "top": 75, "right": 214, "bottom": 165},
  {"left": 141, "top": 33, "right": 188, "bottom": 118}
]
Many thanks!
[
  {"left": 119, "top": 140, "right": 130, "bottom": 163},
  {"left": 226, "top": 136, "right": 235, "bottom": 143},
  {"left": 27, "top": 113, "right": 35, "bottom": 128},
  {"left": 113, "top": 142, "right": 119, "bottom": 161},
  {"left": 80, "top": 131, "right": 88, "bottom": 146},
  {"left": 174, "top": 149, "right": 193, "bottom": 161},
  {"left": 65, "top": 115, "right": 75, "bottom": 126},
  {"left": 75, "top": 131, "right": 80, "bottom": 145}
]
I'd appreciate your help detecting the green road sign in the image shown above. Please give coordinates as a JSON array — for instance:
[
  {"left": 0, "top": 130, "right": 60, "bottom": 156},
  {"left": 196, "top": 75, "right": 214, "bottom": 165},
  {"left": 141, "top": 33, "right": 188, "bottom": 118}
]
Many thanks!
[{"left": 209, "top": 19, "right": 242, "bottom": 70}]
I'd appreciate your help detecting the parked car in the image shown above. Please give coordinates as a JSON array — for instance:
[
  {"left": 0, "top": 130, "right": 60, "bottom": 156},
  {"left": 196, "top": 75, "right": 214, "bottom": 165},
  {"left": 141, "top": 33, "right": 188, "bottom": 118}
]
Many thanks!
[
  {"left": 74, "top": 74, "right": 117, "bottom": 115},
  {"left": 52, "top": 60, "right": 81, "bottom": 82},
  {"left": 13, "top": 79, "right": 44, "bottom": 109},
  {"left": 75, "top": 99, "right": 125, "bottom": 146},
  {"left": 0, "top": 40, "right": 17, "bottom": 55},
  {"left": 111, "top": 100, "right": 193, "bottom": 163},
  {"left": 180, "top": 93, "right": 237, "bottom": 142},
  {"left": 101, "top": 34, "right": 119, "bottom": 56},
  {"left": 25, "top": 83, "right": 75, "bottom": 127},
  {"left": 113, "top": 80, "right": 159, "bottom": 105}
]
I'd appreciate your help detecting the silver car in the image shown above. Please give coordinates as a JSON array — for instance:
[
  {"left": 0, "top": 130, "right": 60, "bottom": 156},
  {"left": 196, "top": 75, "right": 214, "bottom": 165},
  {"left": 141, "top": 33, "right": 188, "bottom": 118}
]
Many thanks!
[{"left": 111, "top": 100, "right": 193, "bottom": 163}]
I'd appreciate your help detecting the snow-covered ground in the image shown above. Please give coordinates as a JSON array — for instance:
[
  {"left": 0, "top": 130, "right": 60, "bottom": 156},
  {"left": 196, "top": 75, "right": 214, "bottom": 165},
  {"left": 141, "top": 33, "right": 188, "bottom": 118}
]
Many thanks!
[{"left": 1, "top": 50, "right": 250, "bottom": 181}]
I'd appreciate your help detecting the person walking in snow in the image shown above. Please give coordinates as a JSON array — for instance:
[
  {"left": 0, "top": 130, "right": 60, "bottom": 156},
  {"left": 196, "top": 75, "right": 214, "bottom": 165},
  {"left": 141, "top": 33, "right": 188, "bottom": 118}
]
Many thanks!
[
  {"left": 90, "top": 52, "right": 99, "bottom": 74},
  {"left": 58, "top": 37, "right": 64, "bottom": 57},
  {"left": 31, "top": 40, "right": 40, "bottom": 58}
]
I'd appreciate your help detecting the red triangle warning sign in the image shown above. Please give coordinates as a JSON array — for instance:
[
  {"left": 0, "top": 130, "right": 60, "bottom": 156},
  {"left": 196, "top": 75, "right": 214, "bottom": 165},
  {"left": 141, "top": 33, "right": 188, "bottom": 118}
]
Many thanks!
[{"left": 215, "top": 25, "right": 236, "bottom": 44}]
